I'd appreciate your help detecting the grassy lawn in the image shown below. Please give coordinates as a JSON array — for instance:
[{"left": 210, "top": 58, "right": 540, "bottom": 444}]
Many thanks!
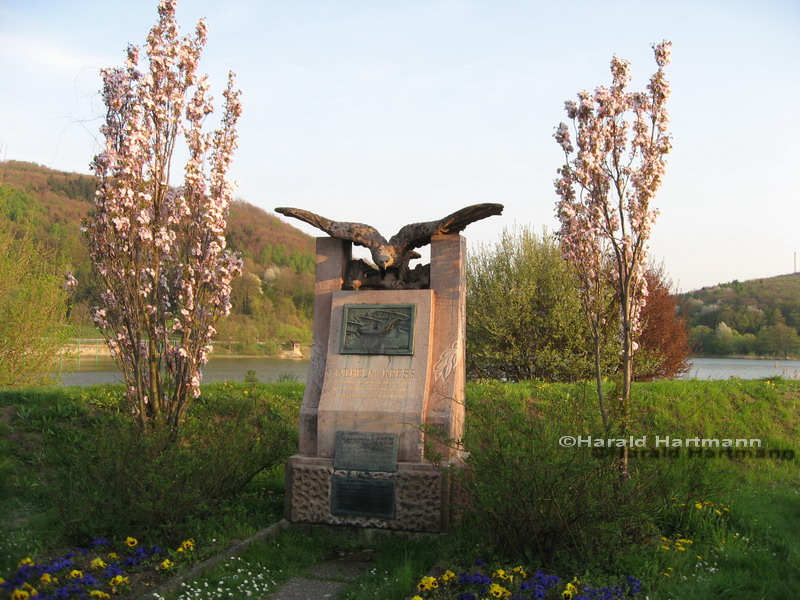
[{"left": 0, "top": 379, "right": 797, "bottom": 599}]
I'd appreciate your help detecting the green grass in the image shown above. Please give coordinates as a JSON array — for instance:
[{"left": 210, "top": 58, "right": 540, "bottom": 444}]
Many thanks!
[
  {"left": 0, "top": 383, "right": 299, "bottom": 579},
  {"left": 152, "top": 527, "right": 449, "bottom": 600},
  {"left": 0, "top": 379, "right": 797, "bottom": 599}
]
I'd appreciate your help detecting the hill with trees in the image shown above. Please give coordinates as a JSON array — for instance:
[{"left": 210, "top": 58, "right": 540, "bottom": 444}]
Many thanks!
[
  {"left": 0, "top": 160, "right": 315, "bottom": 354},
  {"left": 680, "top": 274, "right": 800, "bottom": 357}
]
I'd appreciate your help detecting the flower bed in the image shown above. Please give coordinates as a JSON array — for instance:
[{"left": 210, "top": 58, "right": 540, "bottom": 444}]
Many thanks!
[
  {"left": 410, "top": 561, "right": 642, "bottom": 600},
  {"left": 0, "top": 537, "right": 196, "bottom": 600}
]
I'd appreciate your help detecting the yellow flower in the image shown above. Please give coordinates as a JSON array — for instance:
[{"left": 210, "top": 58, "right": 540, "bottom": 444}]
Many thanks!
[
  {"left": 109, "top": 575, "right": 129, "bottom": 587},
  {"left": 660, "top": 545, "right": 670, "bottom": 550},
  {"left": 160, "top": 559, "right": 174, "bottom": 570},
  {"left": 90, "top": 591, "right": 111, "bottom": 599},
  {"left": 18, "top": 558, "right": 34, "bottom": 567},
  {"left": 411, "top": 597, "right": 424, "bottom": 600},
  {"left": 107, "top": 553, "right": 119, "bottom": 559},
  {"left": 493, "top": 569, "right": 509, "bottom": 579},
  {"left": 90, "top": 558, "right": 107, "bottom": 570},
  {"left": 39, "top": 574, "right": 52, "bottom": 584},
  {"left": 566, "top": 582, "right": 578, "bottom": 593},
  {"left": 11, "top": 589, "right": 30, "bottom": 600},
  {"left": 125, "top": 537, "right": 137, "bottom": 548},
  {"left": 417, "top": 576, "right": 438, "bottom": 591},
  {"left": 694, "top": 502, "right": 703, "bottom": 509},
  {"left": 441, "top": 570, "right": 456, "bottom": 582},
  {"left": 69, "top": 570, "right": 83, "bottom": 579},
  {"left": 489, "top": 583, "right": 511, "bottom": 598},
  {"left": 562, "top": 590, "right": 574, "bottom": 600},
  {"left": 512, "top": 566, "right": 527, "bottom": 578}
]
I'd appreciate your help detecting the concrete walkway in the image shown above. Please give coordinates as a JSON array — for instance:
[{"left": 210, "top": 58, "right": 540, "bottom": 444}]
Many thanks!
[{"left": 267, "top": 548, "right": 378, "bottom": 600}]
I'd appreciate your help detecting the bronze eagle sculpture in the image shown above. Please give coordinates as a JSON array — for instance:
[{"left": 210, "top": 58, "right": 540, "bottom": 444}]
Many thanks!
[{"left": 274, "top": 203, "right": 504, "bottom": 273}]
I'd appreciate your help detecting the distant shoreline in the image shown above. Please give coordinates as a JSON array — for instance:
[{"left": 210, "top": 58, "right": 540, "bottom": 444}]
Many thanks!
[
  {"left": 62, "top": 339, "right": 308, "bottom": 361},
  {"left": 693, "top": 354, "right": 800, "bottom": 361}
]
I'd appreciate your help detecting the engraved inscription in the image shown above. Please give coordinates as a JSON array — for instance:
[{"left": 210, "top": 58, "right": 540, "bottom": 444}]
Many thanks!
[
  {"left": 325, "top": 368, "right": 415, "bottom": 401},
  {"left": 335, "top": 431, "right": 399, "bottom": 472},
  {"left": 330, "top": 476, "right": 396, "bottom": 519},
  {"left": 340, "top": 305, "right": 415, "bottom": 355}
]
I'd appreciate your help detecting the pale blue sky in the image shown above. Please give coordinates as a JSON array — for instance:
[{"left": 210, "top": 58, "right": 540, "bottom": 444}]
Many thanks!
[{"left": 1, "top": 0, "right": 798, "bottom": 291}]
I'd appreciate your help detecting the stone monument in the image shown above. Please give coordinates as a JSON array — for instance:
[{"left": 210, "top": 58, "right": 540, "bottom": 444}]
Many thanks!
[{"left": 279, "top": 203, "right": 503, "bottom": 532}]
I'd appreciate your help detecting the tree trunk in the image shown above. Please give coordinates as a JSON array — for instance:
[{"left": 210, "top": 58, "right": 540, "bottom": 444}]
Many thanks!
[{"left": 593, "top": 338, "right": 609, "bottom": 434}]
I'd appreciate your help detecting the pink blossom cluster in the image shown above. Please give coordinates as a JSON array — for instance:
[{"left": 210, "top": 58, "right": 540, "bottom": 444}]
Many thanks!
[
  {"left": 554, "top": 41, "right": 672, "bottom": 355},
  {"left": 62, "top": 271, "right": 78, "bottom": 293},
  {"left": 84, "top": 0, "right": 242, "bottom": 430}
]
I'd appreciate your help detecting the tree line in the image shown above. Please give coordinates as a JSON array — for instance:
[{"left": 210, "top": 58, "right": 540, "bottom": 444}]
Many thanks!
[
  {"left": 681, "top": 275, "right": 800, "bottom": 358},
  {"left": 0, "top": 161, "right": 317, "bottom": 356}
]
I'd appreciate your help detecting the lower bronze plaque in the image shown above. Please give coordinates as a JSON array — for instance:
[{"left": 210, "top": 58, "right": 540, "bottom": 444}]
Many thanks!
[{"left": 330, "top": 476, "right": 396, "bottom": 519}]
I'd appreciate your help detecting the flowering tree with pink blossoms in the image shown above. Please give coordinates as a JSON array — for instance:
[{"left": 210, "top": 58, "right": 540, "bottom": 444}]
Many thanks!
[
  {"left": 554, "top": 42, "right": 672, "bottom": 476},
  {"left": 84, "top": 0, "right": 242, "bottom": 433}
]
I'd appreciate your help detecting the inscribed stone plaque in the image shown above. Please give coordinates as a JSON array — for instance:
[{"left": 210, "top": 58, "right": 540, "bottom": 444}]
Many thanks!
[
  {"left": 330, "top": 476, "right": 396, "bottom": 519},
  {"left": 334, "top": 431, "right": 399, "bottom": 472},
  {"left": 340, "top": 304, "right": 415, "bottom": 355}
]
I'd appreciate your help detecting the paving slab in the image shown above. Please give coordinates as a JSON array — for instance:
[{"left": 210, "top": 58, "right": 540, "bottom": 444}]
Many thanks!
[
  {"left": 269, "top": 577, "right": 347, "bottom": 600},
  {"left": 307, "top": 549, "right": 378, "bottom": 581}
]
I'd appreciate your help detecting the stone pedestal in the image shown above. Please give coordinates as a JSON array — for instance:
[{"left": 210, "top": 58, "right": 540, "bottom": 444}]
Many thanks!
[{"left": 285, "top": 235, "right": 466, "bottom": 532}]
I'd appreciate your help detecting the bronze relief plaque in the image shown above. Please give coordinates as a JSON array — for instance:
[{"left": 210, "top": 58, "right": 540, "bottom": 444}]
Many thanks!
[
  {"left": 340, "top": 304, "right": 415, "bottom": 355},
  {"left": 334, "top": 431, "right": 399, "bottom": 472}
]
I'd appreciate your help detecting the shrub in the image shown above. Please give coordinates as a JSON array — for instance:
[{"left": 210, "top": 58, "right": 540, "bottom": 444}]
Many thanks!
[
  {"left": 466, "top": 228, "right": 597, "bottom": 382},
  {"left": 0, "top": 212, "right": 72, "bottom": 387},
  {"left": 457, "top": 382, "right": 716, "bottom": 571},
  {"left": 53, "top": 388, "right": 297, "bottom": 544}
]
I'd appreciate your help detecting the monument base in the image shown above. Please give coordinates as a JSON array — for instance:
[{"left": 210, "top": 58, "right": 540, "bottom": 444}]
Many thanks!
[{"left": 284, "top": 455, "right": 454, "bottom": 532}]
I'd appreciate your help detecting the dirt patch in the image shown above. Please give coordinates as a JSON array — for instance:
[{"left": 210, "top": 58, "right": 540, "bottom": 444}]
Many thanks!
[{"left": 0, "top": 404, "right": 15, "bottom": 429}]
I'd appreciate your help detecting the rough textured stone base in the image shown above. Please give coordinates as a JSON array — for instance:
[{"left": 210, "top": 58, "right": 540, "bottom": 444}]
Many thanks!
[{"left": 285, "top": 455, "right": 451, "bottom": 532}]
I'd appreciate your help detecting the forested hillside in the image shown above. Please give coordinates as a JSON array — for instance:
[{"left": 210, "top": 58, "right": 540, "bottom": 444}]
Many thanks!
[
  {"left": 681, "top": 274, "right": 800, "bottom": 357},
  {"left": 0, "top": 160, "right": 315, "bottom": 353}
]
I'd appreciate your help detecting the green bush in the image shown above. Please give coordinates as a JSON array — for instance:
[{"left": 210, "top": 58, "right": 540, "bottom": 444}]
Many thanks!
[
  {"left": 466, "top": 227, "right": 600, "bottom": 382},
  {"left": 457, "top": 381, "right": 719, "bottom": 571},
  {"left": 52, "top": 389, "right": 298, "bottom": 544}
]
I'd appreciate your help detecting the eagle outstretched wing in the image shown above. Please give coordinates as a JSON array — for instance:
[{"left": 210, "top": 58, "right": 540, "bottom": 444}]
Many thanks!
[
  {"left": 275, "top": 203, "right": 503, "bottom": 270},
  {"left": 388, "top": 203, "right": 504, "bottom": 254},
  {"left": 274, "top": 207, "right": 389, "bottom": 248}
]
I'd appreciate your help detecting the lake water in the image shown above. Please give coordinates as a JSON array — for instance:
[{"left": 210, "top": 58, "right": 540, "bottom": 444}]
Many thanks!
[
  {"left": 56, "top": 355, "right": 310, "bottom": 387},
  {"left": 54, "top": 355, "right": 800, "bottom": 386},
  {"left": 684, "top": 357, "right": 800, "bottom": 380}
]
